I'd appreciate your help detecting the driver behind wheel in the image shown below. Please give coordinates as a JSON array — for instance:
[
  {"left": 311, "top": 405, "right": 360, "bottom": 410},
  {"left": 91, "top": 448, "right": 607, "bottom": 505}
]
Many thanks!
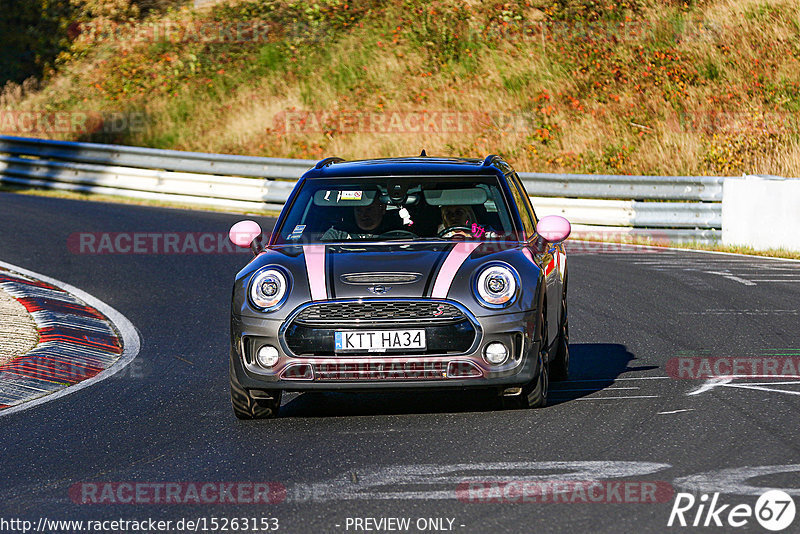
[
  {"left": 438, "top": 204, "right": 498, "bottom": 239},
  {"left": 322, "top": 196, "right": 388, "bottom": 240},
  {"left": 438, "top": 204, "right": 477, "bottom": 237}
]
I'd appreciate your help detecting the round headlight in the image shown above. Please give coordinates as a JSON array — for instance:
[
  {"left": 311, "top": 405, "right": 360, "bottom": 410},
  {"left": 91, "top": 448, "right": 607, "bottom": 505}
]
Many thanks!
[
  {"left": 476, "top": 264, "right": 518, "bottom": 307},
  {"left": 249, "top": 268, "right": 288, "bottom": 310}
]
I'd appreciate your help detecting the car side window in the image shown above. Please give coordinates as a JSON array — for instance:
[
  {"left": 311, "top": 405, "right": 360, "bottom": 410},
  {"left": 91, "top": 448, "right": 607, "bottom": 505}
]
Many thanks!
[
  {"left": 511, "top": 173, "right": 539, "bottom": 225},
  {"left": 507, "top": 173, "right": 536, "bottom": 239}
]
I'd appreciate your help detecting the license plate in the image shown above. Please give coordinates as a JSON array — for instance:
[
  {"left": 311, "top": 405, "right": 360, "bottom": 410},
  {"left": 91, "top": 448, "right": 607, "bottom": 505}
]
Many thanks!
[{"left": 334, "top": 330, "right": 426, "bottom": 352}]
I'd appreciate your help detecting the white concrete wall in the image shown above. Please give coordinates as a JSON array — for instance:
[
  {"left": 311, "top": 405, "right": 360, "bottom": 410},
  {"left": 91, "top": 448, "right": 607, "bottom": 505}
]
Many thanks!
[{"left": 722, "top": 176, "right": 800, "bottom": 252}]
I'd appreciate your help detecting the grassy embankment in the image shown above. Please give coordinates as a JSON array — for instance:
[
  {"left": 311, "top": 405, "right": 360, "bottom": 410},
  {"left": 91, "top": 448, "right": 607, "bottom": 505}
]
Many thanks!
[
  {"left": 2, "top": 0, "right": 800, "bottom": 257},
  {"left": 3, "top": 0, "right": 800, "bottom": 176}
]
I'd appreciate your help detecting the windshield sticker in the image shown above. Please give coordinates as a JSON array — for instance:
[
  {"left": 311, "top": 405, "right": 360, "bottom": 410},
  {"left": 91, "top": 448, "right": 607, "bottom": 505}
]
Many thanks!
[
  {"left": 471, "top": 223, "right": 486, "bottom": 238},
  {"left": 339, "top": 190, "right": 363, "bottom": 201},
  {"left": 288, "top": 225, "right": 306, "bottom": 239}
]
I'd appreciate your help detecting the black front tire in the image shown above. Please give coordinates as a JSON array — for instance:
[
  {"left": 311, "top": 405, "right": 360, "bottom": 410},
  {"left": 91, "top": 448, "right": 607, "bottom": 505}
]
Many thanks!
[
  {"left": 230, "top": 363, "right": 281, "bottom": 419},
  {"left": 504, "top": 314, "right": 549, "bottom": 409}
]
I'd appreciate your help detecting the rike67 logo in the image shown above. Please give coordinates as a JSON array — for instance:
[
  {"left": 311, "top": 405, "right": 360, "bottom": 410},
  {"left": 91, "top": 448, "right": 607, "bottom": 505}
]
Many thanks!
[{"left": 668, "top": 490, "right": 796, "bottom": 531}]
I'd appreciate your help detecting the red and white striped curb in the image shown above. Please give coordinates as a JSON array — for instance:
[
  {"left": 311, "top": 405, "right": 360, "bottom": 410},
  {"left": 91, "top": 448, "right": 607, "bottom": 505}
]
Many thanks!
[{"left": 0, "top": 263, "right": 139, "bottom": 415}]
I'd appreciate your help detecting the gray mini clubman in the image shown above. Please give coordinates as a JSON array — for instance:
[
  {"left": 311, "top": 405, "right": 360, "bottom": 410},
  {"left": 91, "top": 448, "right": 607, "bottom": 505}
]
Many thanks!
[{"left": 227, "top": 154, "right": 571, "bottom": 419}]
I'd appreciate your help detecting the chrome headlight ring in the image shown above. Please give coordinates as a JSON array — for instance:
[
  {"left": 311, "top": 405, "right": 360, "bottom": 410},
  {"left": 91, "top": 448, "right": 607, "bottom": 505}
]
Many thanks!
[{"left": 248, "top": 266, "right": 291, "bottom": 312}]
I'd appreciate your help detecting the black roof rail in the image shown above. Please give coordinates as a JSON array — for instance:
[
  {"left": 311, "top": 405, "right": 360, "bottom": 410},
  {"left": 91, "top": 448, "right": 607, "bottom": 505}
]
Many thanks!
[
  {"left": 482, "top": 154, "right": 499, "bottom": 166},
  {"left": 314, "top": 157, "right": 345, "bottom": 169}
]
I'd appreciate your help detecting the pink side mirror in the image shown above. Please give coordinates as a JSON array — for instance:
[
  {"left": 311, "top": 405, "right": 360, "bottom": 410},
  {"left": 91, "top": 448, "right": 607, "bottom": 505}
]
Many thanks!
[
  {"left": 536, "top": 215, "right": 571, "bottom": 243},
  {"left": 229, "top": 220, "right": 263, "bottom": 254}
]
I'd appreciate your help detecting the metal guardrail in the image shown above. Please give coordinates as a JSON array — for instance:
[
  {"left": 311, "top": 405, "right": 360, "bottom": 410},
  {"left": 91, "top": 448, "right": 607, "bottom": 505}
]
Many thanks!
[
  {"left": 0, "top": 136, "right": 311, "bottom": 178},
  {"left": 521, "top": 172, "right": 725, "bottom": 201},
  {"left": 0, "top": 136, "right": 726, "bottom": 243},
  {"left": 0, "top": 136, "right": 305, "bottom": 211}
]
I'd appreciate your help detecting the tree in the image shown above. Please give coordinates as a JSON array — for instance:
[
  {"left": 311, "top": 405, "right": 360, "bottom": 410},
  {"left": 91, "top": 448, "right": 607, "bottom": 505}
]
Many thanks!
[
  {"left": 0, "top": 0, "right": 185, "bottom": 86},
  {"left": 0, "top": 0, "right": 74, "bottom": 85}
]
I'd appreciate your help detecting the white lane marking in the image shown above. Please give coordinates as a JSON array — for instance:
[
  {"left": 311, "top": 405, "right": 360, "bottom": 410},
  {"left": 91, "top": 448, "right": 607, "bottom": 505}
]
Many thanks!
[
  {"left": 288, "top": 461, "right": 672, "bottom": 502},
  {"left": 552, "top": 387, "right": 639, "bottom": 392},
  {"left": 570, "top": 395, "right": 659, "bottom": 400},
  {"left": 630, "top": 261, "right": 757, "bottom": 265},
  {"left": 615, "top": 376, "right": 670, "bottom": 380},
  {"left": 750, "top": 271, "right": 800, "bottom": 277},
  {"left": 704, "top": 271, "right": 757, "bottom": 286},
  {"left": 713, "top": 375, "right": 800, "bottom": 379},
  {"left": 688, "top": 378, "right": 732, "bottom": 396},
  {"left": 568, "top": 240, "right": 800, "bottom": 264},
  {"left": 721, "top": 383, "right": 800, "bottom": 396},
  {"left": 657, "top": 409, "right": 694, "bottom": 415},
  {"left": 740, "top": 380, "right": 800, "bottom": 386},
  {"left": 563, "top": 376, "right": 669, "bottom": 382},
  {"left": 689, "top": 377, "right": 800, "bottom": 397},
  {"left": 0, "top": 260, "right": 141, "bottom": 418},
  {"left": 620, "top": 252, "right": 800, "bottom": 287},
  {"left": 630, "top": 259, "right": 758, "bottom": 264},
  {"left": 718, "top": 267, "right": 800, "bottom": 271},
  {"left": 677, "top": 310, "right": 798, "bottom": 315},
  {"left": 674, "top": 465, "right": 800, "bottom": 496}
]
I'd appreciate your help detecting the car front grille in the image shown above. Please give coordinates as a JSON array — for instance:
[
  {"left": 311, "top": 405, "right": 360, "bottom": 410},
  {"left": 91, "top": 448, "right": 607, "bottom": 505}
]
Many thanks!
[
  {"left": 294, "top": 300, "right": 465, "bottom": 326},
  {"left": 283, "top": 300, "right": 477, "bottom": 357}
]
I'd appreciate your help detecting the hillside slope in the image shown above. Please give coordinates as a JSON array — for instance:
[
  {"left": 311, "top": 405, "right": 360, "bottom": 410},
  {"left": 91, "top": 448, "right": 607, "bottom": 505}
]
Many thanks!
[{"left": 2, "top": 0, "right": 799, "bottom": 176}]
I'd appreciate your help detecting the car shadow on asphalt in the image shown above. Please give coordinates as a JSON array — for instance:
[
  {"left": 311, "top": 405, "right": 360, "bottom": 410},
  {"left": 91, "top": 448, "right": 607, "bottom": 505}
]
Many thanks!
[
  {"left": 547, "top": 342, "right": 659, "bottom": 406},
  {"left": 278, "top": 343, "right": 658, "bottom": 417}
]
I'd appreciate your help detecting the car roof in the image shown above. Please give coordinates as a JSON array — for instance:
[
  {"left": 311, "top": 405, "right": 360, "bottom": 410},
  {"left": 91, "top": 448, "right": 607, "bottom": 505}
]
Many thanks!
[{"left": 301, "top": 155, "right": 513, "bottom": 179}]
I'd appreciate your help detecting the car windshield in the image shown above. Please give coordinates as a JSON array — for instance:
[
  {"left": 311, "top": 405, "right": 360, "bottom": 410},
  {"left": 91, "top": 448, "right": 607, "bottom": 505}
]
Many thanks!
[{"left": 274, "top": 176, "right": 519, "bottom": 244}]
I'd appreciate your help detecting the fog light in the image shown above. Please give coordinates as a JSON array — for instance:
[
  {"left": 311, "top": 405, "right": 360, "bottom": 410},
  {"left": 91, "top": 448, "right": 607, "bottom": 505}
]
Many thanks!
[
  {"left": 256, "top": 345, "right": 280, "bottom": 368},
  {"left": 484, "top": 342, "right": 509, "bottom": 365}
]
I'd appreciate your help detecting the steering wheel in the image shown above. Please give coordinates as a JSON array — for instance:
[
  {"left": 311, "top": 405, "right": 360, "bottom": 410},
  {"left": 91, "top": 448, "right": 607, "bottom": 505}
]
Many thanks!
[
  {"left": 379, "top": 229, "right": 418, "bottom": 239},
  {"left": 438, "top": 226, "right": 474, "bottom": 238}
]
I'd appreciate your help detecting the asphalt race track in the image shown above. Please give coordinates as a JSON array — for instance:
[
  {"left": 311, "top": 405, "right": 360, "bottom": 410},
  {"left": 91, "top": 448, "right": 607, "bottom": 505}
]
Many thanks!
[{"left": 1, "top": 192, "right": 799, "bottom": 533}]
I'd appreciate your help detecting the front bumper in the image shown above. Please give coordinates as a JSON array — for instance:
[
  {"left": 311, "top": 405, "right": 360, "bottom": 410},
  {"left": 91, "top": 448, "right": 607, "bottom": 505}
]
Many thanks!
[{"left": 230, "top": 303, "right": 540, "bottom": 392}]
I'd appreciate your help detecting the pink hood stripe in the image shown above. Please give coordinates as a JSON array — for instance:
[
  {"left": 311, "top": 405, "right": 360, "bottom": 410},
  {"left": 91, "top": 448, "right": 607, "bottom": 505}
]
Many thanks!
[
  {"left": 303, "top": 245, "right": 327, "bottom": 301},
  {"left": 431, "top": 242, "right": 481, "bottom": 298}
]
